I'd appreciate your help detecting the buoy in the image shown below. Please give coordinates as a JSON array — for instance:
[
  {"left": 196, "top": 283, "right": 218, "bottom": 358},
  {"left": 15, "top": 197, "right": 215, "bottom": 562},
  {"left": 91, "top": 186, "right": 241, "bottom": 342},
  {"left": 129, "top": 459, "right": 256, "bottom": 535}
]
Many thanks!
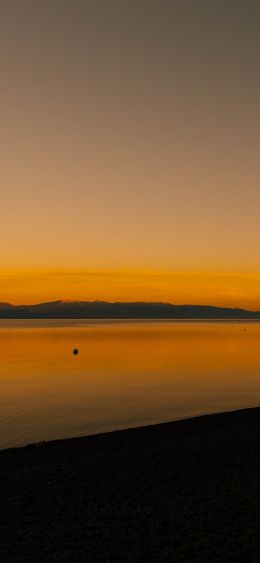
[{"left": 73, "top": 348, "right": 79, "bottom": 355}]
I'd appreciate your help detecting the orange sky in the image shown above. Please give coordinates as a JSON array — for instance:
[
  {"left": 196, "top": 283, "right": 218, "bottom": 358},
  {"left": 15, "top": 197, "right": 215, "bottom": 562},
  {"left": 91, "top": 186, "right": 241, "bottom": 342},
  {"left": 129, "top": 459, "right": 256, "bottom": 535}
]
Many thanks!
[
  {"left": 1, "top": 2, "right": 260, "bottom": 308},
  {"left": 1, "top": 270, "right": 260, "bottom": 311}
]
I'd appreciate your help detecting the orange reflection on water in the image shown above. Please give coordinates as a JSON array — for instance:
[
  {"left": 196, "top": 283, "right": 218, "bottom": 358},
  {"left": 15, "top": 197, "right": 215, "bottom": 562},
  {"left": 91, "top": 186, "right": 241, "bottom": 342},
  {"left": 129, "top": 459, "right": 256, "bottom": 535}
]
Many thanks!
[{"left": 1, "top": 320, "right": 260, "bottom": 449}]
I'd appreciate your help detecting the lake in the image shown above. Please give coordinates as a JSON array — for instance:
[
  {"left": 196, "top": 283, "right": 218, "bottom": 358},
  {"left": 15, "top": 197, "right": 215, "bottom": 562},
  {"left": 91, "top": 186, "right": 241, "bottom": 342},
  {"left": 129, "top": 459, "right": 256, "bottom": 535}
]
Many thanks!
[{"left": 1, "top": 319, "right": 260, "bottom": 449}]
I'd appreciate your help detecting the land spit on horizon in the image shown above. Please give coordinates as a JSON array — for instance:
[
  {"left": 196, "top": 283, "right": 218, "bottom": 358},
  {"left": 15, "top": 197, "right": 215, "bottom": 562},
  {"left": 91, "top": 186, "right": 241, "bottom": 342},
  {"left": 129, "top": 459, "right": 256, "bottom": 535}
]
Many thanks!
[
  {"left": 1, "top": 300, "right": 260, "bottom": 318},
  {"left": 2, "top": 406, "right": 260, "bottom": 562}
]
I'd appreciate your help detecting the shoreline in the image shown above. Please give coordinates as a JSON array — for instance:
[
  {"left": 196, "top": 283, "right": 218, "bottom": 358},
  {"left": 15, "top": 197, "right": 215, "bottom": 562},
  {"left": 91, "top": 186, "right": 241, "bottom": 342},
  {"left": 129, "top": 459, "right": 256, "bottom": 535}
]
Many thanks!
[
  {"left": 1, "top": 316, "right": 260, "bottom": 320},
  {"left": 2, "top": 406, "right": 260, "bottom": 561},
  {"left": 1, "top": 404, "right": 260, "bottom": 454}
]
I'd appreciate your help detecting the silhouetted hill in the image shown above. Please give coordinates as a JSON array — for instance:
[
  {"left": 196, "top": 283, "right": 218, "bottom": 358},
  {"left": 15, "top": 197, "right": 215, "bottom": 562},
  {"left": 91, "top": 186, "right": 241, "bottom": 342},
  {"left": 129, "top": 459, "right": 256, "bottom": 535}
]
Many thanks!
[{"left": 0, "top": 300, "right": 260, "bottom": 318}]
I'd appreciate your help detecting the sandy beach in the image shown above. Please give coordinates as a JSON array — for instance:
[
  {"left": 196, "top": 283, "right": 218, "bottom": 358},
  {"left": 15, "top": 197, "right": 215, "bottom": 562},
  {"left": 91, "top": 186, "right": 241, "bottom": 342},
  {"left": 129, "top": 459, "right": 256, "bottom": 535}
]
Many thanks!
[{"left": 1, "top": 407, "right": 260, "bottom": 562}]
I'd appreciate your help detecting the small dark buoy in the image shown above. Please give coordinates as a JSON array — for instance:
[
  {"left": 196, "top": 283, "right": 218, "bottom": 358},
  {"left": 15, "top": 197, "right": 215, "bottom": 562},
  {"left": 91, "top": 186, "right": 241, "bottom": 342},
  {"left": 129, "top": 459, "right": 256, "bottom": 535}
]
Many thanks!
[{"left": 73, "top": 348, "right": 79, "bottom": 355}]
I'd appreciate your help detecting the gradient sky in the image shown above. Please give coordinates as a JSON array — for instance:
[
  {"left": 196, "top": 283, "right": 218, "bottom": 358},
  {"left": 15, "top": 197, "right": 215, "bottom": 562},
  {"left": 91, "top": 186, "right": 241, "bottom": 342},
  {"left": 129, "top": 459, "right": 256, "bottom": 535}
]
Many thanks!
[{"left": 1, "top": 1, "right": 260, "bottom": 307}]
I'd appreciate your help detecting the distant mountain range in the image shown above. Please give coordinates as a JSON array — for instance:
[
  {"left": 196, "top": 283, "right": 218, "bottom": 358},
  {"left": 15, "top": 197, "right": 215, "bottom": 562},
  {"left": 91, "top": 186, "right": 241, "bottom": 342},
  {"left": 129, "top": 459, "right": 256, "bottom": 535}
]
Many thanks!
[{"left": 0, "top": 300, "right": 260, "bottom": 319}]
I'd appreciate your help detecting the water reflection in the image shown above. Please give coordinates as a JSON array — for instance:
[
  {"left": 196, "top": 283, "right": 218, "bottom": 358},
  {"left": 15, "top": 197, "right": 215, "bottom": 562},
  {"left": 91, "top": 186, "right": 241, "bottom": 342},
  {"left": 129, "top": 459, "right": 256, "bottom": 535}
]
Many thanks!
[{"left": 0, "top": 320, "right": 260, "bottom": 449}]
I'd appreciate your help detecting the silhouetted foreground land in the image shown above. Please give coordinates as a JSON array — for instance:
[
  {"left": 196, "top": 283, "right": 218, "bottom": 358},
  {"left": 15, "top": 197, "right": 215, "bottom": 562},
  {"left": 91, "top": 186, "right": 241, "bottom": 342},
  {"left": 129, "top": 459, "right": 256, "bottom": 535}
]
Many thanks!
[{"left": 2, "top": 408, "right": 260, "bottom": 562}]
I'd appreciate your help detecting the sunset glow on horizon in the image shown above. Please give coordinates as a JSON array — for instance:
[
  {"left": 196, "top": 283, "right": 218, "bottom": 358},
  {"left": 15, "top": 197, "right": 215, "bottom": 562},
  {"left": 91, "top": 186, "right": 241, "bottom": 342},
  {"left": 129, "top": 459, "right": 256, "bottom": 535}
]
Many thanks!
[{"left": 2, "top": 269, "right": 260, "bottom": 311}]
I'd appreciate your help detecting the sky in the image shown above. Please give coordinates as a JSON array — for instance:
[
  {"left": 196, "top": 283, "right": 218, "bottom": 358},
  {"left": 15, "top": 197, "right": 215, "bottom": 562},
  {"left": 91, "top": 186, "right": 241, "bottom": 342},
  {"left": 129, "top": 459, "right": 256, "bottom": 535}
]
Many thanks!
[{"left": 0, "top": 1, "right": 260, "bottom": 307}]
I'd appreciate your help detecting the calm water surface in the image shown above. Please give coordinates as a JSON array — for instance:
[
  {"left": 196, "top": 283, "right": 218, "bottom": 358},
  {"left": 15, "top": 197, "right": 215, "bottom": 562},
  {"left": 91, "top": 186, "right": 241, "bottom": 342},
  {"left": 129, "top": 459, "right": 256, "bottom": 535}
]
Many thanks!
[{"left": 1, "top": 320, "right": 260, "bottom": 449}]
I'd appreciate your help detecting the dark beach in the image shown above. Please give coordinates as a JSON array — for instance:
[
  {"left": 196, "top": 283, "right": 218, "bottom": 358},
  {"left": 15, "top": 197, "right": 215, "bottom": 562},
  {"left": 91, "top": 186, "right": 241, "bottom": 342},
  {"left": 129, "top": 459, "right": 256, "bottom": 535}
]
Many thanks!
[{"left": 2, "top": 407, "right": 260, "bottom": 562}]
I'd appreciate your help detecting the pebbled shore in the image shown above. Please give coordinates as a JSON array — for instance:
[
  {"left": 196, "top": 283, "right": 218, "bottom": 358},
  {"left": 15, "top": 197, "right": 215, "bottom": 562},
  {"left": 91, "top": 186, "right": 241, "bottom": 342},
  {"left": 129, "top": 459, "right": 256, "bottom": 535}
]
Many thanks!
[{"left": 1, "top": 407, "right": 260, "bottom": 562}]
